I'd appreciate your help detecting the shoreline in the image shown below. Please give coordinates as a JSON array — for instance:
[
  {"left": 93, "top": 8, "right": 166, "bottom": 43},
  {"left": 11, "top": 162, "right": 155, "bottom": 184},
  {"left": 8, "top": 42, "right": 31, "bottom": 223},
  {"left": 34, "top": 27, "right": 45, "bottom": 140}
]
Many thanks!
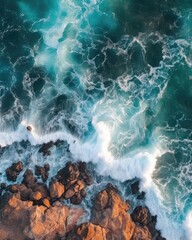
[{"left": 0, "top": 141, "right": 165, "bottom": 240}]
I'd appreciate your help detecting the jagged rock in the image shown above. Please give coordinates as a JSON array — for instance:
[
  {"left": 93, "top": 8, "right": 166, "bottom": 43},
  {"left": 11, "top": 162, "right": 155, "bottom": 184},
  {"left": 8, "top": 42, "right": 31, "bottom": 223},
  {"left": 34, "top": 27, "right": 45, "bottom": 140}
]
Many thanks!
[
  {"left": 131, "top": 206, "right": 151, "bottom": 226},
  {"left": 131, "top": 226, "right": 152, "bottom": 240},
  {"left": 0, "top": 194, "right": 33, "bottom": 240},
  {"left": 91, "top": 184, "right": 135, "bottom": 240},
  {"left": 42, "top": 198, "right": 51, "bottom": 208},
  {"left": 78, "top": 162, "right": 93, "bottom": 186},
  {"left": 131, "top": 180, "right": 140, "bottom": 195},
  {"left": 0, "top": 194, "right": 84, "bottom": 240},
  {"left": 67, "top": 223, "right": 107, "bottom": 240},
  {"left": 7, "top": 184, "right": 20, "bottom": 193},
  {"left": 6, "top": 168, "right": 18, "bottom": 182},
  {"left": 64, "top": 188, "right": 75, "bottom": 199},
  {"left": 56, "top": 162, "right": 80, "bottom": 185},
  {"left": 35, "top": 165, "right": 49, "bottom": 182},
  {"left": 39, "top": 141, "right": 54, "bottom": 156},
  {"left": 6, "top": 161, "right": 23, "bottom": 182},
  {"left": 31, "top": 183, "right": 49, "bottom": 199},
  {"left": 22, "top": 169, "right": 36, "bottom": 188},
  {"left": 49, "top": 180, "right": 65, "bottom": 199},
  {"left": 30, "top": 191, "right": 43, "bottom": 201},
  {"left": 70, "top": 192, "right": 82, "bottom": 205},
  {"left": 66, "top": 207, "right": 85, "bottom": 232},
  {"left": 137, "top": 191, "right": 146, "bottom": 200}
]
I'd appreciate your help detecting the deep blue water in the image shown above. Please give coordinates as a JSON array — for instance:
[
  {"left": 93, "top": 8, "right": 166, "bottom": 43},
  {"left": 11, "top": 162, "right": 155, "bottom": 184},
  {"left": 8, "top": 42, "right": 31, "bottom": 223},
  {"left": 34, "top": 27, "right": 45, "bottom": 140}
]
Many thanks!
[{"left": 0, "top": 1, "right": 192, "bottom": 239}]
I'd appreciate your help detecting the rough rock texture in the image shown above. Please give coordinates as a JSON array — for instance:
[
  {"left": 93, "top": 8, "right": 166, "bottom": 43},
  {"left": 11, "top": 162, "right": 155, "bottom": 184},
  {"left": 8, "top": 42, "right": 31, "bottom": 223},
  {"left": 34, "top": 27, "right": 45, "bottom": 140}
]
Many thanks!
[
  {"left": 0, "top": 194, "right": 84, "bottom": 240},
  {"left": 131, "top": 206, "right": 151, "bottom": 226},
  {"left": 49, "top": 180, "right": 65, "bottom": 199},
  {"left": 6, "top": 161, "right": 23, "bottom": 182},
  {"left": 35, "top": 164, "right": 50, "bottom": 182},
  {"left": 90, "top": 184, "right": 135, "bottom": 240},
  {"left": 131, "top": 226, "right": 152, "bottom": 240},
  {"left": 1, "top": 159, "right": 165, "bottom": 240},
  {"left": 67, "top": 223, "right": 107, "bottom": 240}
]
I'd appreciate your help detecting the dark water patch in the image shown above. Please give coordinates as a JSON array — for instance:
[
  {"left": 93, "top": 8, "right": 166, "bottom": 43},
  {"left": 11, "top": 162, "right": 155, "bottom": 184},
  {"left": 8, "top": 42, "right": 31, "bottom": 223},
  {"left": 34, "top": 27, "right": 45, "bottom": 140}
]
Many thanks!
[
  {"left": 145, "top": 41, "right": 163, "bottom": 67},
  {"left": 0, "top": 91, "right": 15, "bottom": 114},
  {"left": 157, "top": 10, "right": 182, "bottom": 36}
]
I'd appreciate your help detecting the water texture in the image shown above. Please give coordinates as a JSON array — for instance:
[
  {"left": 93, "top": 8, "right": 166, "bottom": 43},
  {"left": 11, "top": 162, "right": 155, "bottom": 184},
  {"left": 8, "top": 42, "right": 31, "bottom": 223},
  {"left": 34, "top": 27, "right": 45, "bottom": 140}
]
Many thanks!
[{"left": 0, "top": 1, "right": 192, "bottom": 239}]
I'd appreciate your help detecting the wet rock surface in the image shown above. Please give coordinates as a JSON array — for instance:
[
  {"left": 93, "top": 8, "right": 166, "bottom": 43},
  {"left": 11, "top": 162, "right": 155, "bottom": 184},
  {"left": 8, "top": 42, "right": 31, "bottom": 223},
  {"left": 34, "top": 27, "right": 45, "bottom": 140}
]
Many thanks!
[
  {"left": 6, "top": 161, "right": 23, "bottom": 182},
  {"left": 0, "top": 153, "right": 165, "bottom": 240}
]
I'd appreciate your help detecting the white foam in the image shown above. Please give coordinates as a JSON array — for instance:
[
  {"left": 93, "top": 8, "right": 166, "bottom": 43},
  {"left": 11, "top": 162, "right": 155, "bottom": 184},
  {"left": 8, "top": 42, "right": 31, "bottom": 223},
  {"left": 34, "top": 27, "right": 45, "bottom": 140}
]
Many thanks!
[
  {"left": 0, "top": 119, "right": 189, "bottom": 240},
  {"left": 184, "top": 211, "right": 192, "bottom": 240}
]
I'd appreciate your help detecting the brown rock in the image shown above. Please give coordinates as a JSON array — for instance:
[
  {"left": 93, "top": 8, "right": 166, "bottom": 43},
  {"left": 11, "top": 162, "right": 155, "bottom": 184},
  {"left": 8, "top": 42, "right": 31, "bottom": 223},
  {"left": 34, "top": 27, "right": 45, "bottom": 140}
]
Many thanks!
[
  {"left": 35, "top": 165, "right": 49, "bottom": 182},
  {"left": 0, "top": 194, "right": 84, "bottom": 240},
  {"left": 0, "top": 194, "right": 33, "bottom": 240},
  {"left": 70, "top": 192, "right": 82, "bottom": 205},
  {"left": 131, "top": 180, "right": 140, "bottom": 195},
  {"left": 78, "top": 162, "right": 93, "bottom": 186},
  {"left": 49, "top": 180, "right": 65, "bottom": 199},
  {"left": 27, "top": 126, "right": 32, "bottom": 131},
  {"left": 131, "top": 226, "right": 152, "bottom": 240},
  {"left": 39, "top": 141, "right": 54, "bottom": 156},
  {"left": 5, "top": 161, "right": 23, "bottom": 182},
  {"left": 13, "top": 161, "right": 23, "bottom": 173},
  {"left": 131, "top": 206, "right": 151, "bottom": 226},
  {"left": 24, "top": 205, "right": 69, "bottom": 239},
  {"left": 91, "top": 184, "right": 135, "bottom": 240},
  {"left": 42, "top": 198, "right": 51, "bottom": 208},
  {"left": 67, "top": 223, "right": 107, "bottom": 240},
  {"left": 56, "top": 162, "right": 80, "bottom": 185},
  {"left": 7, "top": 184, "right": 20, "bottom": 193},
  {"left": 30, "top": 191, "right": 43, "bottom": 201},
  {"left": 22, "top": 169, "right": 36, "bottom": 188},
  {"left": 64, "top": 188, "right": 75, "bottom": 199},
  {"left": 66, "top": 207, "right": 85, "bottom": 232},
  {"left": 31, "top": 183, "right": 49, "bottom": 199}
]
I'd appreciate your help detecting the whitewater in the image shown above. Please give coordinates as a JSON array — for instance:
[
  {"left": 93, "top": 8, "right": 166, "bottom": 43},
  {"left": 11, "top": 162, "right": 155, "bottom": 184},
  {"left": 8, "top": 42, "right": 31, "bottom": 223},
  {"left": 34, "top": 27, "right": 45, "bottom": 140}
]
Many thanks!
[{"left": 0, "top": 0, "right": 192, "bottom": 239}]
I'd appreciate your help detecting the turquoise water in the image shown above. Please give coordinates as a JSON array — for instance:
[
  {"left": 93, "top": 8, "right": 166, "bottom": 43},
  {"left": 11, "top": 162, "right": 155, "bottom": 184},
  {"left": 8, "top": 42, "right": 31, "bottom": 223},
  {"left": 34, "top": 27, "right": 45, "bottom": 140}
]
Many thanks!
[{"left": 1, "top": 1, "right": 192, "bottom": 239}]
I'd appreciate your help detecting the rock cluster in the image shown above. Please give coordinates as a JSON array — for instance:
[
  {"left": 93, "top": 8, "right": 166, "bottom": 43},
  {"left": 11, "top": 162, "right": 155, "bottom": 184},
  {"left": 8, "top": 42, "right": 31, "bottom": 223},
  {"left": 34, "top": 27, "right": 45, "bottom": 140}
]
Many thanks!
[
  {"left": 4, "top": 161, "right": 91, "bottom": 208},
  {"left": 6, "top": 161, "right": 23, "bottom": 181},
  {"left": 67, "top": 184, "right": 165, "bottom": 240},
  {"left": 1, "top": 158, "right": 165, "bottom": 240}
]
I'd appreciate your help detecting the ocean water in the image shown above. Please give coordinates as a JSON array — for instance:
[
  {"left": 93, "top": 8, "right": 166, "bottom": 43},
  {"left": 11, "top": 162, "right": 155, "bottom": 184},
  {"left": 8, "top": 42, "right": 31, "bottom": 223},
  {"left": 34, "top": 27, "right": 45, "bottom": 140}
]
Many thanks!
[{"left": 0, "top": 0, "right": 192, "bottom": 239}]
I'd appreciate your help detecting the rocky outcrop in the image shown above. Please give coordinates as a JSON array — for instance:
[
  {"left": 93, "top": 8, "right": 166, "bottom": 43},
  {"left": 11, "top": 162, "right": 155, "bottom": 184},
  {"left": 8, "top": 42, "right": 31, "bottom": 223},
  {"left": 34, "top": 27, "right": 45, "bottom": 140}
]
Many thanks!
[
  {"left": 1, "top": 160, "right": 165, "bottom": 240},
  {"left": 6, "top": 161, "right": 23, "bottom": 181},
  {"left": 56, "top": 161, "right": 92, "bottom": 204},
  {"left": 131, "top": 226, "right": 152, "bottom": 240},
  {"left": 0, "top": 194, "right": 84, "bottom": 240},
  {"left": 91, "top": 184, "right": 135, "bottom": 240},
  {"left": 49, "top": 179, "right": 65, "bottom": 198},
  {"left": 131, "top": 206, "right": 151, "bottom": 225},
  {"left": 67, "top": 223, "right": 107, "bottom": 240},
  {"left": 68, "top": 184, "right": 135, "bottom": 240},
  {"left": 35, "top": 163, "right": 50, "bottom": 182}
]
